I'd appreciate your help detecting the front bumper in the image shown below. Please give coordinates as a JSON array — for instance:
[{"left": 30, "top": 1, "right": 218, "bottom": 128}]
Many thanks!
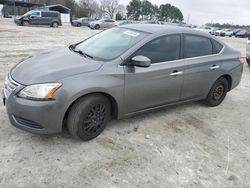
[
  {"left": 14, "top": 19, "right": 21, "bottom": 25},
  {"left": 3, "top": 87, "right": 64, "bottom": 134}
]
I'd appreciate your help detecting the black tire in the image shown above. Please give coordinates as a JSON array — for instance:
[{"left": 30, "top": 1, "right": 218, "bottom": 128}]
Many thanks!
[
  {"left": 52, "top": 22, "right": 59, "bottom": 28},
  {"left": 95, "top": 24, "right": 100, "bottom": 29},
  {"left": 67, "top": 94, "right": 111, "bottom": 141},
  {"left": 22, "top": 21, "right": 29, "bottom": 26},
  {"left": 247, "top": 58, "right": 250, "bottom": 66},
  {"left": 203, "top": 77, "right": 228, "bottom": 107},
  {"left": 77, "top": 23, "right": 81, "bottom": 27}
]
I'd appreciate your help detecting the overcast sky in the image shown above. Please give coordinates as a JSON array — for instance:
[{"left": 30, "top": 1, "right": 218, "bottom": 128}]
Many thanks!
[{"left": 119, "top": 0, "right": 250, "bottom": 25}]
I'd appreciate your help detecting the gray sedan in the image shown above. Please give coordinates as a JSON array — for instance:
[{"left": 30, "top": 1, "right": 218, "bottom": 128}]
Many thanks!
[
  {"left": 3, "top": 25, "right": 244, "bottom": 140},
  {"left": 89, "top": 19, "right": 116, "bottom": 29}
]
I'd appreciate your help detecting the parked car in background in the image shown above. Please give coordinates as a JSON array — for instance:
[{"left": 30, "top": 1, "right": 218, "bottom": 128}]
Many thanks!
[
  {"left": 246, "top": 36, "right": 250, "bottom": 66},
  {"left": 194, "top": 26, "right": 213, "bottom": 34},
  {"left": 224, "top": 29, "right": 233, "bottom": 37},
  {"left": 215, "top": 30, "right": 226, "bottom": 37},
  {"left": 115, "top": 20, "right": 133, "bottom": 26},
  {"left": 235, "top": 30, "right": 250, "bottom": 38},
  {"left": 14, "top": 10, "right": 61, "bottom": 27},
  {"left": 233, "top": 28, "right": 241, "bottom": 36},
  {"left": 72, "top": 17, "right": 95, "bottom": 27},
  {"left": 2, "top": 25, "right": 243, "bottom": 141},
  {"left": 89, "top": 19, "right": 116, "bottom": 29}
]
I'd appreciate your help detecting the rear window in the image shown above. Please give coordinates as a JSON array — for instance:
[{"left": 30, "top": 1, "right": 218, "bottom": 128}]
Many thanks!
[
  {"left": 184, "top": 35, "right": 213, "bottom": 58},
  {"left": 212, "top": 40, "right": 223, "bottom": 54}
]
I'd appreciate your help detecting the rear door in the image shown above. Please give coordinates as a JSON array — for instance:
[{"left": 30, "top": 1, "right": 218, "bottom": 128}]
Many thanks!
[
  {"left": 41, "top": 12, "right": 52, "bottom": 25},
  {"left": 181, "top": 34, "right": 224, "bottom": 100},
  {"left": 124, "top": 34, "right": 184, "bottom": 113}
]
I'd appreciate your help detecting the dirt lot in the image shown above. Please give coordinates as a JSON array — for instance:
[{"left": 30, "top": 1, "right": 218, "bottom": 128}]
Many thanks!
[{"left": 0, "top": 18, "right": 250, "bottom": 188}]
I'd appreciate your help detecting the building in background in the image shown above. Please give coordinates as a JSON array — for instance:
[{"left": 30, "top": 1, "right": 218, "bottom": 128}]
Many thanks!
[{"left": 40, "top": 4, "right": 70, "bottom": 23}]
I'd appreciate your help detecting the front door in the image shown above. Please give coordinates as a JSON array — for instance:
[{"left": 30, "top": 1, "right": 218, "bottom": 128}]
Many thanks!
[
  {"left": 29, "top": 11, "right": 41, "bottom": 25},
  {"left": 124, "top": 34, "right": 184, "bottom": 114}
]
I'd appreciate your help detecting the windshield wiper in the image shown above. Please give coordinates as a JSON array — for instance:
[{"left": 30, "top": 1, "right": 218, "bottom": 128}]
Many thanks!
[{"left": 69, "top": 45, "right": 93, "bottom": 59}]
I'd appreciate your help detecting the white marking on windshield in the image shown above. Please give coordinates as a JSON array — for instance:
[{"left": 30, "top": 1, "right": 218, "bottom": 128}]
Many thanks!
[{"left": 123, "top": 30, "right": 140, "bottom": 37}]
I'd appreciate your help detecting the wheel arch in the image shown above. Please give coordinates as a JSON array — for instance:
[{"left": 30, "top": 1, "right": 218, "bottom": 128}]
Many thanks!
[
  {"left": 63, "top": 92, "right": 119, "bottom": 126},
  {"left": 221, "top": 74, "right": 232, "bottom": 91}
]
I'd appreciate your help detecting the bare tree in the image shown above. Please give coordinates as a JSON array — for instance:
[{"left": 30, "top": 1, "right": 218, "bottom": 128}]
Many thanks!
[
  {"left": 100, "top": 0, "right": 119, "bottom": 19},
  {"left": 78, "top": 0, "right": 100, "bottom": 18}
]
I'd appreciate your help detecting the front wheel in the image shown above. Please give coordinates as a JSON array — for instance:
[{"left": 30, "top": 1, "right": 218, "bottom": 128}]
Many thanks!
[
  {"left": 203, "top": 77, "right": 228, "bottom": 107},
  {"left": 22, "top": 21, "right": 29, "bottom": 26},
  {"left": 95, "top": 24, "right": 100, "bottom": 29},
  {"left": 67, "top": 94, "right": 111, "bottom": 141}
]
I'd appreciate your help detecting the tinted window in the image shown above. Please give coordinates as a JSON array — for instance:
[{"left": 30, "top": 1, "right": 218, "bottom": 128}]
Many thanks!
[
  {"left": 106, "top": 20, "right": 115, "bottom": 22},
  {"left": 42, "top": 12, "right": 58, "bottom": 17},
  {"left": 134, "top": 35, "right": 181, "bottom": 64},
  {"left": 184, "top": 35, "right": 213, "bottom": 58},
  {"left": 212, "top": 40, "right": 223, "bottom": 54}
]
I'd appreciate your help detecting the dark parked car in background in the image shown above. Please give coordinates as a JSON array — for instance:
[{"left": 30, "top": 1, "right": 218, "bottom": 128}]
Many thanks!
[
  {"left": 3, "top": 25, "right": 244, "bottom": 141},
  {"left": 235, "top": 30, "right": 250, "bottom": 38},
  {"left": 14, "top": 10, "right": 62, "bottom": 28},
  {"left": 72, "top": 17, "right": 95, "bottom": 27}
]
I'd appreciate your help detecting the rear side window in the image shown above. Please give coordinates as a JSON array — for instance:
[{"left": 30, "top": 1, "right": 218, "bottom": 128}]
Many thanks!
[
  {"left": 134, "top": 35, "right": 181, "bottom": 64},
  {"left": 212, "top": 40, "right": 223, "bottom": 54},
  {"left": 42, "top": 12, "right": 58, "bottom": 17},
  {"left": 184, "top": 35, "right": 213, "bottom": 58}
]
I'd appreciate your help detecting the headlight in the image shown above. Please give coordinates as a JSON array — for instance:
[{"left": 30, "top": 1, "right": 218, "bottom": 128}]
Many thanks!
[{"left": 18, "top": 83, "right": 62, "bottom": 100}]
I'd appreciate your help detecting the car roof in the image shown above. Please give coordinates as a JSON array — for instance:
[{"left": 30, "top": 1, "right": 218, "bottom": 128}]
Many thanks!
[{"left": 120, "top": 24, "right": 212, "bottom": 37}]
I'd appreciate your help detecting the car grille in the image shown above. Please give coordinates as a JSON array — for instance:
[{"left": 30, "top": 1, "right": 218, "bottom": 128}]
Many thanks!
[{"left": 4, "top": 74, "right": 21, "bottom": 98}]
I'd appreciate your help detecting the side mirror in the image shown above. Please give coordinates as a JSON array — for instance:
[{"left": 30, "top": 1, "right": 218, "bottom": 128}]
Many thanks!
[
  {"left": 30, "top": 15, "right": 35, "bottom": 19},
  {"left": 131, "top": 55, "right": 151, "bottom": 68}
]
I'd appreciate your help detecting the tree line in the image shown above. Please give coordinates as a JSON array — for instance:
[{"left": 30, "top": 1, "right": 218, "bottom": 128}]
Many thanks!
[{"left": 127, "top": 0, "right": 183, "bottom": 22}]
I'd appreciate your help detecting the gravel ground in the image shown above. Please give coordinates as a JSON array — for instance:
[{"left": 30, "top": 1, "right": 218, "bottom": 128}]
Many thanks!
[{"left": 0, "top": 18, "right": 250, "bottom": 188}]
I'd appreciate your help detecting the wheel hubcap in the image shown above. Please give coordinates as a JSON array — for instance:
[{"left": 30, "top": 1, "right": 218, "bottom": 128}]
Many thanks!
[
  {"left": 213, "top": 84, "right": 224, "bottom": 100},
  {"left": 83, "top": 103, "right": 106, "bottom": 135}
]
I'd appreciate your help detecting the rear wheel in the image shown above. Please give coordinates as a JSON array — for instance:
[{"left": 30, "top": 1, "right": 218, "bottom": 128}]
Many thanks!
[
  {"left": 52, "top": 22, "right": 59, "bottom": 28},
  {"left": 203, "top": 77, "right": 228, "bottom": 107},
  {"left": 67, "top": 94, "right": 111, "bottom": 141}
]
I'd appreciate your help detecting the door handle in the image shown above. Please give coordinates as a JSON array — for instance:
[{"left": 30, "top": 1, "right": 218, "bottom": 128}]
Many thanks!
[
  {"left": 210, "top": 65, "right": 220, "bottom": 70},
  {"left": 170, "top": 71, "right": 183, "bottom": 76}
]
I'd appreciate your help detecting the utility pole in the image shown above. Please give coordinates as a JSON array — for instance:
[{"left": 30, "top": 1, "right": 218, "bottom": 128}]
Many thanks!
[{"left": 12, "top": 0, "right": 16, "bottom": 16}]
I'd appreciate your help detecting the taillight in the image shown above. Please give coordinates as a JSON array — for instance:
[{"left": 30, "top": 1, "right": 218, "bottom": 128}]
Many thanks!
[{"left": 239, "top": 54, "right": 246, "bottom": 64}]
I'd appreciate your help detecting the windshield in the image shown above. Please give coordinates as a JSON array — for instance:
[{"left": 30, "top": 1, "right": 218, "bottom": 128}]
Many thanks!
[{"left": 74, "top": 27, "right": 149, "bottom": 61}]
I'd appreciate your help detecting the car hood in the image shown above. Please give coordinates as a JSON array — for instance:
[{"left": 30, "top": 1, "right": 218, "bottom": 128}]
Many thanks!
[{"left": 11, "top": 47, "right": 104, "bottom": 85}]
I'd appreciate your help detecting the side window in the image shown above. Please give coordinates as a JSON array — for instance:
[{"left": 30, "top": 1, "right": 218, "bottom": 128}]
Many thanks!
[
  {"left": 134, "top": 35, "right": 181, "bottom": 64},
  {"left": 184, "top": 35, "right": 213, "bottom": 58},
  {"left": 41, "top": 12, "right": 49, "bottom": 17},
  {"left": 30, "top": 11, "right": 40, "bottom": 17},
  {"left": 212, "top": 39, "right": 223, "bottom": 54}
]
